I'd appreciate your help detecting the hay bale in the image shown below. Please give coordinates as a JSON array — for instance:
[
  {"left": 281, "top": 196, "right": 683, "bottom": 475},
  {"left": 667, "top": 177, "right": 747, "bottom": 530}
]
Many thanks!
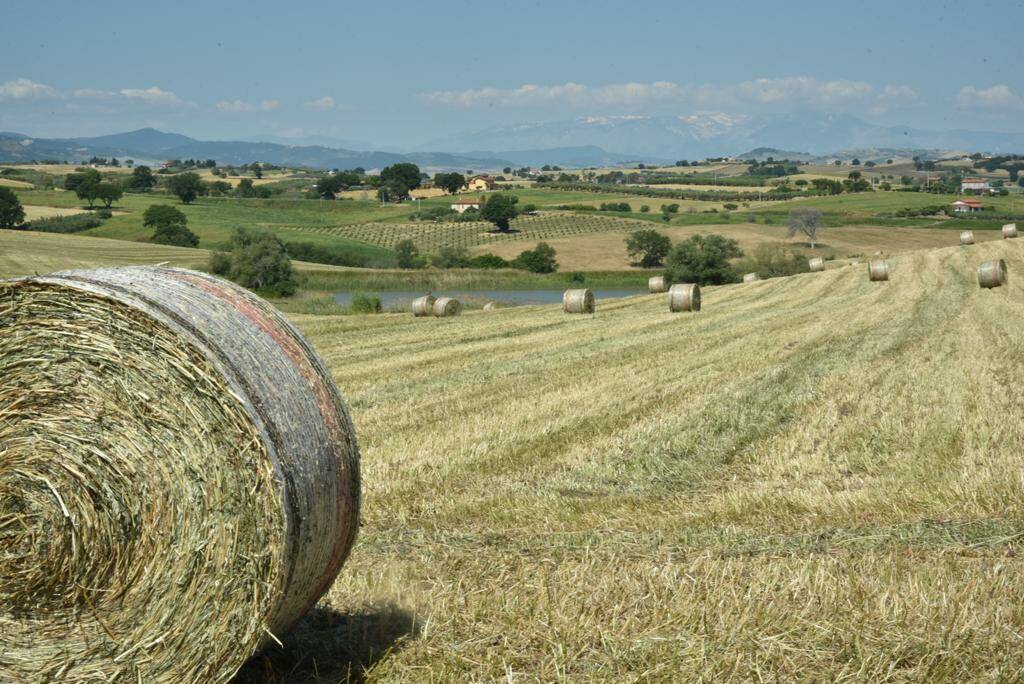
[
  {"left": 872, "top": 250, "right": 883, "bottom": 257},
  {"left": 648, "top": 275, "right": 668, "bottom": 293},
  {"left": 432, "top": 296, "right": 462, "bottom": 316},
  {"left": 960, "top": 230, "right": 975, "bottom": 245},
  {"left": 563, "top": 288, "right": 595, "bottom": 314},
  {"left": 0, "top": 267, "right": 360, "bottom": 683},
  {"left": 411, "top": 294, "right": 436, "bottom": 317},
  {"left": 978, "top": 259, "right": 1008, "bottom": 289},
  {"left": 868, "top": 259, "right": 890, "bottom": 281},
  {"left": 483, "top": 301, "right": 496, "bottom": 311},
  {"left": 1003, "top": 223, "right": 1018, "bottom": 239},
  {"left": 808, "top": 257, "right": 825, "bottom": 272},
  {"left": 742, "top": 272, "right": 760, "bottom": 283},
  {"left": 668, "top": 283, "right": 701, "bottom": 312}
]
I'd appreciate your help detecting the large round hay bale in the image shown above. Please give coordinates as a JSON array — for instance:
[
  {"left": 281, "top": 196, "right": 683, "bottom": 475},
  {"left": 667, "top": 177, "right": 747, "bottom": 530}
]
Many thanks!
[
  {"left": 432, "top": 296, "right": 462, "bottom": 316},
  {"left": 960, "top": 230, "right": 975, "bottom": 245},
  {"left": 1003, "top": 223, "right": 1018, "bottom": 239},
  {"left": 808, "top": 257, "right": 825, "bottom": 272},
  {"left": 978, "top": 259, "right": 1007, "bottom": 289},
  {"left": 563, "top": 288, "right": 595, "bottom": 314},
  {"left": 648, "top": 275, "right": 668, "bottom": 293},
  {"left": 668, "top": 283, "right": 701, "bottom": 312},
  {"left": 868, "top": 259, "right": 890, "bottom": 281},
  {"left": 411, "top": 294, "right": 436, "bottom": 316},
  {"left": 742, "top": 272, "right": 760, "bottom": 283},
  {"left": 0, "top": 267, "right": 360, "bottom": 683}
]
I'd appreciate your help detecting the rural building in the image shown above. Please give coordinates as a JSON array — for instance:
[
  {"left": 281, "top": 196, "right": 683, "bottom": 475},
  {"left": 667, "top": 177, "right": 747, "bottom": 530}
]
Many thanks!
[
  {"left": 951, "top": 198, "right": 983, "bottom": 213},
  {"left": 961, "top": 177, "right": 992, "bottom": 194},
  {"left": 465, "top": 175, "right": 497, "bottom": 191},
  {"left": 451, "top": 198, "right": 483, "bottom": 214}
]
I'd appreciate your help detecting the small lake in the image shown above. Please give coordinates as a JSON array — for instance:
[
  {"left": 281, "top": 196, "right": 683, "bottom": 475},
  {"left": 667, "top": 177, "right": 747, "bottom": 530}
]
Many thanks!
[{"left": 333, "top": 289, "right": 646, "bottom": 309}]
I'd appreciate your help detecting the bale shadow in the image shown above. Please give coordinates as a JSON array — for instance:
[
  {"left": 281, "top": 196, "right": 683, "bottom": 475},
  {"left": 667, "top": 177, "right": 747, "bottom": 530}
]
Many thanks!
[{"left": 232, "top": 603, "right": 419, "bottom": 683}]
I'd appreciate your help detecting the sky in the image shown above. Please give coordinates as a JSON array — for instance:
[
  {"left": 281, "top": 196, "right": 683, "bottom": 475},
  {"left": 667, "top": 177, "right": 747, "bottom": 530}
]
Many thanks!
[{"left": 2, "top": 0, "right": 1023, "bottom": 149}]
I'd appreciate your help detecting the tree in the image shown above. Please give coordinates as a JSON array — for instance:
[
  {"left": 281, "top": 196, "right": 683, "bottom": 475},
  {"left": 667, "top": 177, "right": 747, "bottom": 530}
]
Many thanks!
[
  {"left": 94, "top": 182, "right": 123, "bottom": 208},
  {"left": 126, "top": 165, "right": 156, "bottom": 192},
  {"left": 208, "top": 228, "right": 297, "bottom": 296},
  {"left": 252, "top": 165, "right": 263, "bottom": 179},
  {"left": 433, "top": 172, "right": 466, "bottom": 195},
  {"left": 481, "top": 193, "right": 519, "bottom": 232},
  {"left": 143, "top": 204, "right": 198, "bottom": 247},
  {"left": 625, "top": 229, "right": 672, "bottom": 267},
  {"left": 379, "top": 163, "right": 421, "bottom": 199},
  {"left": 314, "top": 174, "right": 344, "bottom": 199},
  {"left": 514, "top": 242, "right": 558, "bottom": 273},
  {"left": 395, "top": 239, "right": 425, "bottom": 269},
  {"left": 0, "top": 187, "right": 25, "bottom": 229},
  {"left": 503, "top": 167, "right": 512, "bottom": 174},
  {"left": 167, "top": 172, "right": 204, "bottom": 204},
  {"left": 787, "top": 208, "right": 824, "bottom": 248},
  {"left": 664, "top": 234, "right": 743, "bottom": 285}
]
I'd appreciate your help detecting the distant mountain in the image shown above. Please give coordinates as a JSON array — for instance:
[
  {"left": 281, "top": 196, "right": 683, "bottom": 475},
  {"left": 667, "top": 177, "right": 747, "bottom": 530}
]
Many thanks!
[
  {"left": 464, "top": 146, "right": 662, "bottom": 168},
  {"left": 419, "top": 113, "right": 1024, "bottom": 160},
  {"left": 0, "top": 128, "right": 515, "bottom": 171},
  {"left": 736, "top": 147, "right": 815, "bottom": 162}
]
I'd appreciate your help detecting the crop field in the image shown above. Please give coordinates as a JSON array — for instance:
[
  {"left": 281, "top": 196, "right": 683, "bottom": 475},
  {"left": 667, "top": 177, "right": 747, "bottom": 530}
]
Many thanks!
[
  {"left": 229, "top": 238, "right": 1024, "bottom": 681},
  {"left": 289, "top": 212, "right": 654, "bottom": 251},
  {"left": 471, "top": 222, "right": 1004, "bottom": 271}
]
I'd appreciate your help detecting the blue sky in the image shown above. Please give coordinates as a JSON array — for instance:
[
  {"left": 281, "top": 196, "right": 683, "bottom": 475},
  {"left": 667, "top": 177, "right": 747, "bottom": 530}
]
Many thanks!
[{"left": 2, "top": 0, "right": 1023, "bottom": 148}]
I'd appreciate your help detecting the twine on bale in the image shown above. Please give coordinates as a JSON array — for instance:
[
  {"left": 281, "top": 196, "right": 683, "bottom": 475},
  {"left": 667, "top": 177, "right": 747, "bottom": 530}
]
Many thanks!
[
  {"left": 1003, "top": 223, "right": 1018, "bottom": 239},
  {"left": 648, "top": 276, "right": 667, "bottom": 293},
  {"left": 742, "top": 273, "right": 760, "bottom": 283},
  {"left": 563, "top": 289, "right": 595, "bottom": 314},
  {"left": 868, "top": 259, "right": 890, "bottom": 282},
  {"left": 978, "top": 259, "right": 1007, "bottom": 289},
  {"left": 411, "top": 295, "right": 436, "bottom": 317},
  {"left": 432, "top": 297, "right": 462, "bottom": 317},
  {"left": 960, "top": 231, "right": 975, "bottom": 245},
  {"left": 668, "top": 283, "right": 700, "bottom": 312},
  {"left": 808, "top": 257, "right": 825, "bottom": 272},
  {"left": 0, "top": 266, "right": 360, "bottom": 683}
]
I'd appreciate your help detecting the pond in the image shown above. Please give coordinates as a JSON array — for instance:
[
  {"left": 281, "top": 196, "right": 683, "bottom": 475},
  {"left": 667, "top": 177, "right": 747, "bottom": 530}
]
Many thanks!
[{"left": 332, "top": 288, "right": 647, "bottom": 310}]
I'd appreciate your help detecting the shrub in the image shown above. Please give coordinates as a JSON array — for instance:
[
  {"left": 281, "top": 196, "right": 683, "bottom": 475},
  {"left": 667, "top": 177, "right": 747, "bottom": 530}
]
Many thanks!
[
  {"left": 723, "top": 203, "right": 738, "bottom": 210},
  {"left": 664, "top": 234, "right": 743, "bottom": 285},
  {"left": 412, "top": 206, "right": 457, "bottom": 221},
  {"left": 468, "top": 253, "right": 510, "bottom": 269},
  {"left": 568, "top": 271, "right": 586, "bottom": 284},
  {"left": 27, "top": 213, "right": 102, "bottom": 233},
  {"left": 95, "top": 208, "right": 113, "bottom": 219},
  {"left": 640, "top": 205, "right": 650, "bottom": 213},
  {"left": 349, "top": 293, "right": 382, "bottom": 314},
  {"left": 736, "top": 243, "right": 809, "bottom": 279},
  {"left": 430, "top": 245, "right": 471, "bottom": 268},
  {"left": 394, "top": 239, "right": 425, "bottom": 269},
  {"left": 144, "top": 205, "right": 198, "bottom": 247},
  {"left": 599, "top": 202, "right": 631, "bottom": 212},
  {"left": 513, "top": 242, "right": 558, "bottom": 273},
  {"left": 208, "top": 228, "right": 297, "bottom": 296},
  {"left": 284, "top": 240, "right": 393, "bottom": 268}
]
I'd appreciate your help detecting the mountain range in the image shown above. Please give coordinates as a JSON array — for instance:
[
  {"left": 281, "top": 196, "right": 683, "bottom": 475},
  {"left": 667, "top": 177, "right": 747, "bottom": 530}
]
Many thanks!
[{"left": 2, "top": 112, "right": 1023, "bottom": 171}]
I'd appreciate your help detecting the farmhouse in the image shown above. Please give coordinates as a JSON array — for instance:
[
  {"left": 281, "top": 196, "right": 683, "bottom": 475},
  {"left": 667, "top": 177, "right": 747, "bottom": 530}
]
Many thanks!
[
  {"left": 961, "top": 177, "right": 992, "bottom": 194},
  {"left": 451, "top": 198, "right": 483, "bottom": 214},
  {"left": 465, "top": 175, "right": 497, "bottom": 191},
  {"left": 951, "top": 198, "right": 983, "bottom": 213}
]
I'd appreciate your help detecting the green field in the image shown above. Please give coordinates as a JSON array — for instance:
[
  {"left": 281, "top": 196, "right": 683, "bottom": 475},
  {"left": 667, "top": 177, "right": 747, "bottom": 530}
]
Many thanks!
[{"left": 231, "top": 237, "right": 1024, "bottom": 681}]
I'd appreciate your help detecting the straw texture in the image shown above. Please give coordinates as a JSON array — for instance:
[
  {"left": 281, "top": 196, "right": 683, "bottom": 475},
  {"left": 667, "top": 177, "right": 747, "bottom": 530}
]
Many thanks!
[
  {"left": 960, "top": 231, "right": 975, "bottom": 245},
  {"left": 648, "top": 276, "right": 667, "bottom": 293},
  {"left": 1003, "top": 224, "right": 1018, "bottom": 239},
  {"left": 668, "top": 283, "right": 701, "bottom": 312},
  {"left": 0, "top": 266, "right": 360, "bottom": 683},
  {"left": 411, "top": 295, "right": 436, "bottom": 317},
  {"left": 978, "top": 259, "right": 1007, "bottom": 289},
  {"left": 742, "top": 273, "right": 760, "bottom": 283},
  {"left": 432, "top": 297, "right": 462, "bottom": 317},
  {"left": 808, "top": 257, "right": 825, "bottom": 272},
  {"left": 563, "top": 289, "right": 595, "bottom": 314}
]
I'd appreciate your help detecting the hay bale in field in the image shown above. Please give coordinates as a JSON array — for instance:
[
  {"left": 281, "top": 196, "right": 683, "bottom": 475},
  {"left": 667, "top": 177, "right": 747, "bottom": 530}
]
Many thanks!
[
  {"left": 432, "top": 296, "right": 462, "bottom": 316},
  {"left": 563, "top": 288, "right": 595, "bottom": 313},
  {"left": 648, "top": 275, "right": 668, "bottom": 293},
  {"left": 1003, "top": 223, "right": 1018, "bottom": 239},
  {"left": 742, "top": 272, "right": 760, "bottom": 283},
  {"left": 668, "top": 283, "right": 701, "bottom": 312},
  {"left": 483, "top": 301, "right": 496, "bottom": 311},
  {"left": 0, "top": 267, "right": 360, "bottom": 683},
  {"left": 868, "top": 259, "right": 890, "bottom": 281},
  {"left": 960, "top": 231, "right": 975, "bottom": 245},
  {"left": 411, "top": 294, "right": 436, "bottom": 316},
  {"left": 872, "top": 250, "right": 883, "bottom": 257},
  {"left": 808, "top": 257, "right": 825, "bottom": 272},
  {"left": 978, "top": 259, "right": 1008, "bottom": 289}
]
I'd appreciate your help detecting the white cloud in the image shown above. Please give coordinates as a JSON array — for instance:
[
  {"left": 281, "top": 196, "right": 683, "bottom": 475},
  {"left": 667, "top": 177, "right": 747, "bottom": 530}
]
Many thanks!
[
  {"left": 215, "top": 98, "right": 281, "bottom": 112},
  {"left": 0, "top": 78, "right": 59, "bottom": 100},
  {"left": 422, "top": 76, "right": 893, "bottom": 110},
  {"left": 119, "top": 86, "right": 183, "bottom": 106},
  {"left": 880, "top": 84, "right": 919, "bottom": 103},
  {"left": 71, "top": 88, "right": 117, "bottom": 99},
  {"left": 957, "top": 84, "right": 1024, "bottom": 111},
  {"left": 305, "top": 95, "right": 336, "bottom": 110}
]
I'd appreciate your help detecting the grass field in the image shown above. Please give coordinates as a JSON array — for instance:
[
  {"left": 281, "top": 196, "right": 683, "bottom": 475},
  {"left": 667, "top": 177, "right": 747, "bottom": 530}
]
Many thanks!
[{"left": 231, "top": 237, "right": 1024, "bottom": 681}]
